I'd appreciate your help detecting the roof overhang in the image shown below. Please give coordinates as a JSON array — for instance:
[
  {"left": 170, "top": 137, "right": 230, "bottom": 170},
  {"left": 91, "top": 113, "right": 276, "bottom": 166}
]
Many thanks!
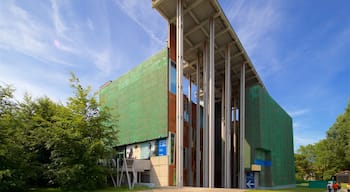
[{"left": 152, "top": 0, "right": 265, "bottom": 96}]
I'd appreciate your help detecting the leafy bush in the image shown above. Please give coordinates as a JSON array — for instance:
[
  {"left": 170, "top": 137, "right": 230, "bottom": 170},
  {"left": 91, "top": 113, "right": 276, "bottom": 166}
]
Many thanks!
[{"left": 0, "top": 73, "right": 118, "bottom": 191}]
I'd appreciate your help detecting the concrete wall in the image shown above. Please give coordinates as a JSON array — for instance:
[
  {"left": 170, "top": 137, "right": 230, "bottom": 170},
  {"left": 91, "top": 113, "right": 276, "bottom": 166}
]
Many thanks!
[{"left": 150, "top": 156, "right": 169, "bottom": 186}]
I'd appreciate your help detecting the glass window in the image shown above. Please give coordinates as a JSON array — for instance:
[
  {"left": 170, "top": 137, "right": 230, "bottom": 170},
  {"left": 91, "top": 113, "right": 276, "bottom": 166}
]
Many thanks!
[
  {"left": 170, "top": 132, "right": 175, "bottom": 164},
  {"left": 169, "top": 61, "right": 176, "bottom": 94}
]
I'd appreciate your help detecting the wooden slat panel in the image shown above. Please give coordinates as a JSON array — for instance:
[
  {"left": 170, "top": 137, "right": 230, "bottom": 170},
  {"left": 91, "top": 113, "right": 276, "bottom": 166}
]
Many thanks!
[
  {"left": 184, "top": 123, "right": 188, "bottom": 148},
  {"left": 168, "top": 92, "right": 176, "bottom": 133},
  {"left": 169, "top": 24, "right": 176, "bottom": 62},
  {"left": 169, "top": 165, "right": 175, "bottom": 186}
]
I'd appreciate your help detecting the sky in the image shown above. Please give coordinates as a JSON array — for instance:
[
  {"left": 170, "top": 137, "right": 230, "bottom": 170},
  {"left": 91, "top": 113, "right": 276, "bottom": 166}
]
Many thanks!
[{"left": 0, "top": 0, "right": 349, "bottom": 151}]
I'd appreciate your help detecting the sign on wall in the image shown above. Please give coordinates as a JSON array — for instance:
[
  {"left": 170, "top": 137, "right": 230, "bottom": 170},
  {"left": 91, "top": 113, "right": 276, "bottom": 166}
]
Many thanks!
[
  {"left": 158, "top": 139, "right": 167, "bottom": 156},
  {"left": 246, "top": 172, "right": 255, "bottom": 189}
]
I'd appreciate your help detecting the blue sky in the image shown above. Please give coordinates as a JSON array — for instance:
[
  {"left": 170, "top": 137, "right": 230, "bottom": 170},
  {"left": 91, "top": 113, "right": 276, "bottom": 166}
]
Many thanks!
[{"left": 0, "top": 0, "right": 349, "bottom": 150}]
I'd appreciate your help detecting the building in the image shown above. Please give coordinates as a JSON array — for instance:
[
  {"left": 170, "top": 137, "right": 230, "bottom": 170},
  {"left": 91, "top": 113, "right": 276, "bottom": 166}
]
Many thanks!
[
  {"left": 99, "top": 0, "right": 295, "bottom": 189},
  {"left": 335, "top": 171, "right": 350, "bottom": 184}
]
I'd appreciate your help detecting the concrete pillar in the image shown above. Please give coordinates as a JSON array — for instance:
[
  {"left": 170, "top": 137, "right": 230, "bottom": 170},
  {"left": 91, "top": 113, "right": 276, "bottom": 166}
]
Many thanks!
[
  {"left": 188, "top": 76, "right": 193, "bottom": 186},
  {"left": 224, "top": 45, "right": 231, "bottom": 188},
  {"left": 208, "top": 16, "right": 215, "bottom": 188},
  {"left": 196, "top": 54, "right": 201, "bottom": 187},
  {"left": 202, "top": 41, "right": 209, "bottom": 187},
  {"left": 233, "top": 95, "right": 237, "bottom": 188},
  {"left": 176, "top": 0, "right": 184, "bottom": 187},
  {"left": 221, "top": 84, "right": 225, "bottom": 188},
  {"left": 239, "top": 63, "right": 246, "bottom": 189}
]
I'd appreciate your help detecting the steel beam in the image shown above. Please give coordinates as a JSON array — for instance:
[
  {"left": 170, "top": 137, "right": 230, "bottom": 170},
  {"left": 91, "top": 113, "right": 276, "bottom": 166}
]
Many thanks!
[
  {"left": 176, "top": 0, "right": 184, "bottom": 187},
  {"left": 208, "top": 16, "right": 215, "bottom": 188},
  {"left": 225, "top": 45, "right": 231, "bottom": 188},
  {"left": 239, "top": 63, "right": 245, "bottom": 189}
]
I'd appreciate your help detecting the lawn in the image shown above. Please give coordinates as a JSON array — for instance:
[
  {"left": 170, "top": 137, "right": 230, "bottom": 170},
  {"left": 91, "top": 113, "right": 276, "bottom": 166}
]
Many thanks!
[
  {"left": 29, "top": 186, "right": 150, "bottom": 192},
  {"left": 245, "top": 183, "right": 326, "bottom": 192},
  {"left": 245, "top": 187, "right": 325, "bottom": 192}
]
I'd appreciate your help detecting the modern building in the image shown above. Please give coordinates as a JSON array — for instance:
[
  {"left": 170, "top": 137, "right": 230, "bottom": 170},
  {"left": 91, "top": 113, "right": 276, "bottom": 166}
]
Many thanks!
[{"left": 99, "top": 0, "right": 295, "bottom": 189}]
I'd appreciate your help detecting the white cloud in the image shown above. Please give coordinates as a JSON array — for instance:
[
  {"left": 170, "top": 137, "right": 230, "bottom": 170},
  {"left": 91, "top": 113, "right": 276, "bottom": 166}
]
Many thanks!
[
  {"left": 288, "top": 109, "right": 310, "bottom": 117},
  {"left": 51, "top": 0, "right": 67, "bottom": 38},
  {"left": 93, "top": 49, "right": 112, "bottom": 75},
  {"left": 294, "top": 135, "right": 320, "bottom": 150},
  {"left": 0, "top": 0, "right": 118, "bottom": 101},
  {"left": 292, "top": 119, "right": 310, "bottom": 131},
  {"left": 0, "top": 1, "right": 74, "bottom": 66},
  {"left": 226, "top": 1, "right": 280, "bottom": 53},
  {"left": 0, "top": 60, "right": 70, "bottom": 102},
  {"left": 49, "top": 0, "right": 117, "bottom": 75},
  {"left": 293, "top": 121, "right": 301, "bottom": 130},
  {"left": 115, "top": 0, "right": 167, "bottom": 47},
  {"left": 224, "top": 0, "right": 283, "bottom": 77}
]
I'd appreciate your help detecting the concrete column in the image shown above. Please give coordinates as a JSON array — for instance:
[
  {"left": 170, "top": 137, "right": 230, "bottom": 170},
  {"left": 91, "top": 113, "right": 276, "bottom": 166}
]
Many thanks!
[
  {"left": 239, "top": 63, "right": 246, "bottom": 189},
  {"left": 233, "top": 95, "right": 237, "bottom": 188},
  {"left": 188, "top": 76, "right": 193, "bottom": 186},
  {"left": 196, "top": 54, "right": 201, "bottom": 187},
  {"left": 176, "top": 0, "right": 184, "bottom": 187},
  {"left": 202, "top": 41, "right": 209, "bottom": 187},
  {"left": 224, "top": 45, "right": 232, "bottom": 188},
  {"left": 221, "top": 84, "right": 225, "bottom": 188},
  {"left": 208, "top": 16, "right": 215, "bottom": 188}
]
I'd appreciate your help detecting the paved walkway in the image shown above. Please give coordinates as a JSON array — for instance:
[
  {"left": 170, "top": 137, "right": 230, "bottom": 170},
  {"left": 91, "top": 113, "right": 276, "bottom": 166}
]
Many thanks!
[{"left": 140, "top": 187, "right": 246, "bottom": 192}]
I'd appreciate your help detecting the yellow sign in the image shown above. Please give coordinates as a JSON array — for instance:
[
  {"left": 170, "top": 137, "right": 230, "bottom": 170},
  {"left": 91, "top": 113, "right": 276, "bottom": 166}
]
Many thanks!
[{"left": 251, "top": 164, "right": 261, "bottom": 172}]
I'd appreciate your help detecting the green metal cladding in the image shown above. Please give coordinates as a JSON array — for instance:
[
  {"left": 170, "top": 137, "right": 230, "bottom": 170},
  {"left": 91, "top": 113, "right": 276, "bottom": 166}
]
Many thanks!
[
  {"left": 245, "top": 85, "right": 295, "bottom": 187},
  {"left": 100, "top": 49, "right": 168, "bottom": 146}
]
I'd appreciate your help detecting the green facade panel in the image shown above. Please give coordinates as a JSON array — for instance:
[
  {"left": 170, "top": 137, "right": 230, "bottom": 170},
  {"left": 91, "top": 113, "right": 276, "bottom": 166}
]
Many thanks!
[
  {"left": 100, "top": 49, "right": 168, "bottom": 146},
  {"left": 246, "top": 85, "right": 295, "bottom": 187}
]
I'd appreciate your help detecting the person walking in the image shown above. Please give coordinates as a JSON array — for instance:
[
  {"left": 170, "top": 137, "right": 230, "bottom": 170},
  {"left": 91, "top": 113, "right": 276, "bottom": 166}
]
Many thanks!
[
  {"left": 327, "top": 182, "right": 332, "bottom": 192},
  {"left": 333, "top": 182, "right": 339, "bottom": 192}
]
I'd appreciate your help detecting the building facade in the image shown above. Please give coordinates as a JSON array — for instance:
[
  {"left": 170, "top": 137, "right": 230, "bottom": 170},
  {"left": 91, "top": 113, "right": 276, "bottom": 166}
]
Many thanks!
[{"left": 99, "top": 0, "right": 295, "bottom": 189}]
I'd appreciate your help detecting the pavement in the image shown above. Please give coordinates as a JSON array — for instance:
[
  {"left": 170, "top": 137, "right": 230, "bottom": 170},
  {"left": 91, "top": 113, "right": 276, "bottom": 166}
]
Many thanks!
[{"left": 140, "top": 187, "right": 246, "bottom": 192}]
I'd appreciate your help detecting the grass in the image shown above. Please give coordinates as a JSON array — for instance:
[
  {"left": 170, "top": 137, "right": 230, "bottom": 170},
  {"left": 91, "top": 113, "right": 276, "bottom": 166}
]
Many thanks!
[
  {"left": 245, "top": 188, "right": 324, "bottom": 192},
  {"left": 245, "top": 183, "right": 326, "bottom": 192},
  {"left": 28, "top": 183, "right": 350, "bottom": 192},
  {"left": 29, "top": 186, "right": 150, "bottom": 192},
  {"left": 245, "top": 182, "right": 350, "bottom": 192}
]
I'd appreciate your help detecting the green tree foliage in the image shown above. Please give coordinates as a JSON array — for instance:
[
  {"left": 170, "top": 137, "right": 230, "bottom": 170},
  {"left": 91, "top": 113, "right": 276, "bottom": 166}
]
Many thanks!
[
  {"left": 326, "top": 100, "right": 350, "bottom": 171},
  {"left": 0, "top": 73, "right": 118, "bottom": 191},
  {"left": 295, "top": 145, "right": 315, "bottom": 181},
  {"left": 0, "top": 85, "right": 27, "bottom": 191},
  {"left": 46, "top": 73, "right": 118, "bottom": 190},
  {"left": 296, "top": 98, "right": 350, "bottom": 180}
]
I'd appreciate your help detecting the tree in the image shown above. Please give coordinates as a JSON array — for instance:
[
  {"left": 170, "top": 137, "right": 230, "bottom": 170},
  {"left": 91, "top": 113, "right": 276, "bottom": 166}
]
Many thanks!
[
  {"left": 326, "top": 99, "right": 350, "bottom": 171},
  {"left": 295, "top": 144, "right": 317, "bottom": 180},
  {"left": 313, "top": 139, "right": 334, "bottom": 180},
  {"left": 296, "top": 98, "right": 350, "bottom": 181},
  {"left": 17, "top": 95, "right": 63, "bottom": 187},
  {"left": 45, "top": 73, "right": 118, "bottom": 190},
  {"left": 0, "top": 72, "right": 118, "bottom": 191},
  {"left": 0, "top": 85, "right": 27, "bottom": 191}
]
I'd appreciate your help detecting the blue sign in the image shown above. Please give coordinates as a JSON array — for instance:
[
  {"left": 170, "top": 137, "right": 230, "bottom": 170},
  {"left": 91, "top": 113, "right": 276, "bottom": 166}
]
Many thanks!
[
  {"left": 158, "top": 139, "right": 167, "bottom": 156},
  {"left": 246, "top": 172, "right": 255, "bottom": 189},
  {"left": 254, "top": 159, "right": 272, "bottom": 166}
]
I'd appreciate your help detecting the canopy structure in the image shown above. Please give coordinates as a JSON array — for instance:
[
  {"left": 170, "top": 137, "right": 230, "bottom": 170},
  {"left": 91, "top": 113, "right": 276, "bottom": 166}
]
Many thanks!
[
  {"left": 152, "top": 0, "right": 265, "bottom": 189},
  {"left": 152, "top": 0, "right": 264, "bottom": 95}
]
